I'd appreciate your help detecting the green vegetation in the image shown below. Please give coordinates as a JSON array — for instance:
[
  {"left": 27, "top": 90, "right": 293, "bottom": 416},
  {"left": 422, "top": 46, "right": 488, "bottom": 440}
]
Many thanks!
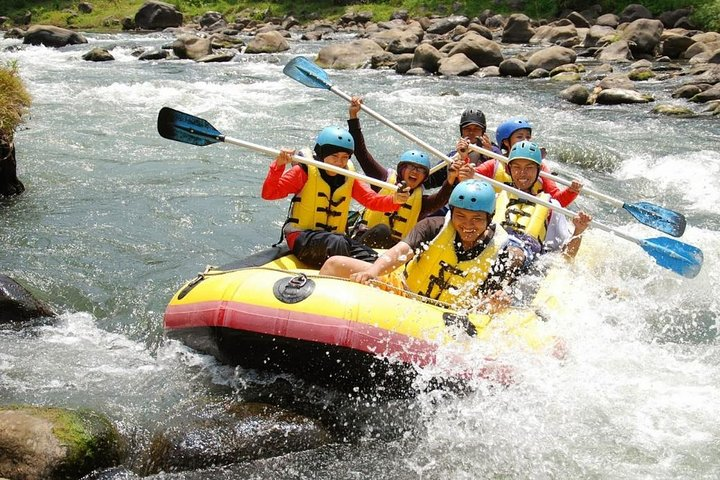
[
  {"left": 0, "top": 61, "right": 31, "bottom": 141},
  {"left": 0, "top": 0, "right": 715, "bottom": 31}
]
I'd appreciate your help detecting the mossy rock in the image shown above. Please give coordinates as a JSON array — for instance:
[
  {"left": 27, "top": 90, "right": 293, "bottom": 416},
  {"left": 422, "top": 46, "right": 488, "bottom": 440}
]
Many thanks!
[
  {"left": 0, "top": 405, "right": 124, "bottom": 480},
  {"left": 651, "top": 104, "right": 695, "bottom": 117},
  {"left": 628, "top": 68, "right": 655, "bottom": 81}
]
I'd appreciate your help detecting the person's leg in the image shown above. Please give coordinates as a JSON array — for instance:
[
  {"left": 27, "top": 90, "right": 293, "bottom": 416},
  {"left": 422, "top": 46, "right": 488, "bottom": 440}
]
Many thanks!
[
  {"left": 355, "top": 224, "right": 395, "bottom": 249},
  {"left": 292, "top": 230, "right": 350, "bottom": 269}
]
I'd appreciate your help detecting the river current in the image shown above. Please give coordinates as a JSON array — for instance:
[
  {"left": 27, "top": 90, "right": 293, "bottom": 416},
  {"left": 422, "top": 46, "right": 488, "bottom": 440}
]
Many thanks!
[{"left": 1, "top": 31, "right": 719, "bottom": 478}]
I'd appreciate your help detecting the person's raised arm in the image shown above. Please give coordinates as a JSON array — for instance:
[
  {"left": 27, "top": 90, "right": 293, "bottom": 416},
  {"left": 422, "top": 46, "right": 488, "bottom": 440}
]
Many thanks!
[
  {"left": 261, "top": 148, "right": 307, "bottom": 199},
  {"left": 346, "top": 97, "right": 388, "bottom": 183}
]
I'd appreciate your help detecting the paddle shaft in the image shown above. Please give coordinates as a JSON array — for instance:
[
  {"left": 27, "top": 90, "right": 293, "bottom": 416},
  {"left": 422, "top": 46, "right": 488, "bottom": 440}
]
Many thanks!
[
  {"left": 222, "top": 135, "right": 398, "bottom": 191},
  {"left": 467, "top": 144, "right": 625, "bottom": 208}
]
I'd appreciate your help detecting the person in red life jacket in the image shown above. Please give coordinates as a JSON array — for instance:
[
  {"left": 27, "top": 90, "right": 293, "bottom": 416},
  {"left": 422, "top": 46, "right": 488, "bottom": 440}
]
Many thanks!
[
  {"left": 424, "top": 107, "right": 501, "bottom": 189},
  {"left": 461, "top": 117, "right": 582, "bottom": 208},
  {"left": 320, "top": 179, "right": 530, "bottom": 313},
  {"left": 495, "top": 140, "right": 592, "bottom": 265},
  {"left": 261, "top": 126, "right": 410, "bottom": 269},
  {"left": 346, "top": 97, "right": 472, "bottom": 248}
]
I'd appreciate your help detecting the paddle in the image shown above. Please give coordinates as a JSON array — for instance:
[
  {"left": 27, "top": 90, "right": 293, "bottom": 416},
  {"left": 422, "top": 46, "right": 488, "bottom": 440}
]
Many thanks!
[
  {"left": 466, "top": 143, "right": 686, "bottom": 237},
  {"left": 156, "top": 107, "right": 399, "bottom": 192},
  {"left": 450, "top": 156, "right": 703, "bottom": 279},
  {"left": 283, "top": 57, "right": 703, "bottom": 278}
]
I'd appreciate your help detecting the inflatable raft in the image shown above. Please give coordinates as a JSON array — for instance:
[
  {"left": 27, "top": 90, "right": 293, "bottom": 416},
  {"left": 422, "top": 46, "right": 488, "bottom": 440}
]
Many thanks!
[{"left": 164, "top": 246, "right": 559, "bottom": 396}]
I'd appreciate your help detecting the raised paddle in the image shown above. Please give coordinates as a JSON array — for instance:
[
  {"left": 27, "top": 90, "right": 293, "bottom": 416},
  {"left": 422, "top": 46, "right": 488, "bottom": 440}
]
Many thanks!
[
  {"left": 466, "top": 143, "right": 686, "bottom": 237},
  {"left": 284, "top": 57, "right": 686, "bottom": 238},
  {"left": 283, "top": 58, "right": 703, "bottom": 278},
  {"left": 156, "top": 107, "right": 400, "bottom": 192}
]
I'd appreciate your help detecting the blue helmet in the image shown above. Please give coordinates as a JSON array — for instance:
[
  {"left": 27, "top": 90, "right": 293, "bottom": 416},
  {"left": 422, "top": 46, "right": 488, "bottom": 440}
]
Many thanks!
[
  {"left": 449, "top": 180, "right": 495, "bottom": 214},
  {"left": 397, "top": 149, "right": 431, "bottom": 175},
  {"left": 314, "top": 126, "right": 354, "bottom": 156},
  {"left": 508, "top": 141, "right": 542, "bottom": 166},
  {"left": 495, "top": 117, "right": 532, "bottom": 147}
]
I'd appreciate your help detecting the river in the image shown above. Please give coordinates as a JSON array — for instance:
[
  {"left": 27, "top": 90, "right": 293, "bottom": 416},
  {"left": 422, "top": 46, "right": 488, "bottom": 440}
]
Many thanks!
[{"left": 1, "top": 31, "right": 719, "bottom": 478}]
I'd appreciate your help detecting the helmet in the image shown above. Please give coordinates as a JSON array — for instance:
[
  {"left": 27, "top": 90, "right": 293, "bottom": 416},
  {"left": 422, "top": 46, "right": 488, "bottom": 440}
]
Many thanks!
[
  {"left": 459, "top": 109, "right": 487, "bottom": 134},
  {"left": 508, "top": 141, "right": 542, "bottom": 166},
  {"left": 314, "top": 126, "right": 355, "bottom": 154},
  {"left": 397, "top": 149, "right": 431, "bottom": 175},
  {"left": 449, "top": 180, "right": 495, "bottom": 214},
  {"left": 495, "top": 117, "right": 532, "bottom": 147}
]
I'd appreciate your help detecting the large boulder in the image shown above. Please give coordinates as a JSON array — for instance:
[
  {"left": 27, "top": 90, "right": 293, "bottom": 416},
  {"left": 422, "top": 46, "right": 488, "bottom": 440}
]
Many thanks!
[
  {"left": 411, "top": 42, "right": 444, "bottom": 73},
  {"left": 621, "top": 19, "right": 664, "bottom": 56},
  {"left": 596, "top": 39, "right": 633, "bottom": 62},
  {"left": 595, "top": 88, "right": 654, "bottom": 104},
  {"left": 501, "top": 13, "right": 535, "bottom": 44},
  {"left": 438, "top": 53, "right": 479, "bottom": 76},
  {"left": 529, "top": 24, "right": 579, "bottom": 46},
  {"left": 560, "top": 84, "right": 591, "bottom": 105},
  {"left": 369, "top": 24, "right": 423, "bottom": 54},
  {"left": 244, "top": 31, "right": 290, "bottom": 53},
  {"left": 689, "top": 83, "right": 720, "bottom": 103},
  {"left": 134, "top": 1, "right": 183, "bottom": 30},
  {"left": 499, "top": 57, "right": 527, "bottom": 77},
  {"left": 316, "top": 39, "right": 385, "bottom": 69},
  {"left": 661, "top": 34, "right": 696, "bottom": 59},
  {"left": 596, "top": 13, "right": 619, "bottom": 28},
  {"left": 145, "top": 402, "right": 330, "bottom": 474},
  {"left": 658, "top": 8, "right": 693, "bottom": 28},
  {"left": 446, "top": 32, "right": 503, "bottom": 67},
  {"left": 0, "top": 142, "right": 24, "bottom": 197},
  {"left": 526, "top": 45, "right": 576, "bottom": 73},
  {"left": 584, "top": 25, "right": 616, "bottom": 48},
  {"left": 171, "top": 34, "right": 213, "bottom": 60},
  {"left": 0, "top": 406, "right": 124, "bottom": 479},
  {"left": 619, "top": 4, "right": 654, "bottom": 24},
  {"left": 0, "top": 275, "right": 54, "bottom": 322},
  {"left": 426, "top": 15, "right": 469, "bottom": 35},
  {"left": 22, "top": 25, "right": 87, "bottom": 47},
  {"left": 82, "top": 47, "right": 114, "bottom": 62}
]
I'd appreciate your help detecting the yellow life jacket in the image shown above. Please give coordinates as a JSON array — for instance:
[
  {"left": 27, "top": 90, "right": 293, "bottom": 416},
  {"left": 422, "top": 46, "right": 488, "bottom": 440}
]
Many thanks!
[
  {"left": 492, "top": 190, "right": 551, "bottom": 245},
  {"left": 404, "top": 219, "right": 508, "bottom": 307},
  {"left": 492, "top": 160, "right": 543, "bottom": 195},
  {"left": 358, "top": 170, "right": 423, "bottom": 241},
  {"left": 286, "top": 163, "right": 353, "bottom": 234}
]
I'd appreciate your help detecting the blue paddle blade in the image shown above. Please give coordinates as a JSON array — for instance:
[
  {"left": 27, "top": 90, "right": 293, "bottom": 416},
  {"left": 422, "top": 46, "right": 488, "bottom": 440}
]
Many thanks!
[
  {"left": 624, "top": 201, "right": 686, "bottom": 237},
  {"left": 641, "top": 236, "right": 703, "bottom": 278},
  {"left": 157, "top": 107, "right": 224, "bottom": 147},
  {"left": 283, "top": 56, "right": 332, "bottom": 90}
]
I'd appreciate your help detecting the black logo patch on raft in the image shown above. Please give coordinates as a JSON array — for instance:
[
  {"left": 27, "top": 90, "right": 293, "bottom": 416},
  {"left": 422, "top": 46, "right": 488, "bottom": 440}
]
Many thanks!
[{"left": 273, "top": 274, "right": 316, "bottom": 304}]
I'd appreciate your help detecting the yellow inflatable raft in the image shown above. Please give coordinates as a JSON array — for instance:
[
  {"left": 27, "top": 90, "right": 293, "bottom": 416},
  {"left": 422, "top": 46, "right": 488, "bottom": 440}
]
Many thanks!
[{"left": 164, "top": 246, "right": 559, "bottom": 396}]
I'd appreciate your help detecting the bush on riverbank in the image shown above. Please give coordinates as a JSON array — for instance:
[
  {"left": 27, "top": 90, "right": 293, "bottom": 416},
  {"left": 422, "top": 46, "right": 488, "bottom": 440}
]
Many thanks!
[
  {"left": 0, "top": 0, "right": 716, "bottom": 32},
  {"left": 0, "top": 61, "right": 31, "bottom": 142}
]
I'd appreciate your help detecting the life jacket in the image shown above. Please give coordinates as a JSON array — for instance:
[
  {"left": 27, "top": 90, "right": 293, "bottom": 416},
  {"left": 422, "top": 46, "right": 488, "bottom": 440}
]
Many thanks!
[
  {"left": 492, "top": 160, "right": 544, "bottom": 195},
  {"left": 404, "top": 218, "right": 508, "bottom": 307},
  {"left": 285, "top": 163, "right": 354, "bottom": 234},
  {"left": 492, "top": 190, "right": 551, "bottom": 246},
  {"left": 358, "top": 169, "right": 423, "bottom": 241}
]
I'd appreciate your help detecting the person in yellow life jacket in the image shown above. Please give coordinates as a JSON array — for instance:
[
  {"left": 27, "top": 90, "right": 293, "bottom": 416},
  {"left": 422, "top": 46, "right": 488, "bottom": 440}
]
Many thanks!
[
  {"left": 498, "top": 140, "right": 592, "bottom": 265},
  {"left": 261, "top": 126, "right": 410, "bottom": 269},
  {"left": 320, "top": 179, "right": 529, "bottom": 312},
  {"left": 470, "top": 117, "right": 582, "bottom": 208},
  {"left": 346, "top": 96, "right": 461, "bottom": 248}
]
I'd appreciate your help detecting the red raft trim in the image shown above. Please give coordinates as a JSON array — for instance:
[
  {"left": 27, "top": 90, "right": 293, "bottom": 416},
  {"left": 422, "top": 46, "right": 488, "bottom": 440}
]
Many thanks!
[{"left": 164, "top": 300, "right": 439, "bottom": 367}]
